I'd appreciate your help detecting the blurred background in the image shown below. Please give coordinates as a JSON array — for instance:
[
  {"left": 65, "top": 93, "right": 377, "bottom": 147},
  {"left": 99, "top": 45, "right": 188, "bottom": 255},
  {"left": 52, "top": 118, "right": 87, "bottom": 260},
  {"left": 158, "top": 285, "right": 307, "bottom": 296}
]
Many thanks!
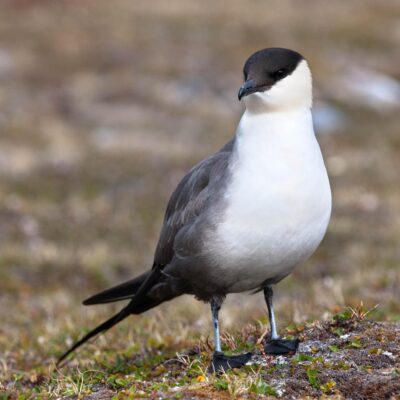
[{"left": 0, "top": 0, "right": 399, "bottom": 373}]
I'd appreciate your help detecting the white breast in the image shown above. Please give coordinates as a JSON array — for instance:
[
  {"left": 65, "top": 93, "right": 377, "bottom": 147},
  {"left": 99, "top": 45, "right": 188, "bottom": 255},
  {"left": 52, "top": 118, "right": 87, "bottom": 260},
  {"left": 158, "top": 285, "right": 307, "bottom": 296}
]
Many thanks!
[{"left": 209, "top": 107, "right": 331, "bottom": 292}]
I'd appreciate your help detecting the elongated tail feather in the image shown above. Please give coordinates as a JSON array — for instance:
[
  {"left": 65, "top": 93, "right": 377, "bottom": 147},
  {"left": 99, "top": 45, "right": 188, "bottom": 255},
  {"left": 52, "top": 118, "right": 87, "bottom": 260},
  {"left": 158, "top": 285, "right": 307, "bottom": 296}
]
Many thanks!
[
  {"left": 57, "top": 268, "right": 163, "bottom": 366},
  {"left": 56, "top": 304, "right": 131, "bottom": 366},
  {"left": 83, "top": 271, "right": 149, "bottom": 305}
]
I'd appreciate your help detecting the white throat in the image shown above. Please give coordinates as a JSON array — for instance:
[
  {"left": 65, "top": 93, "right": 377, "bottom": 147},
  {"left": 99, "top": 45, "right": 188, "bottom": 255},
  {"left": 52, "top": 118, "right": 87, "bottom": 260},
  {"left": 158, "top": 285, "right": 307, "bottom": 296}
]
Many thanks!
[{"left": 244, "top": 60, "right": 313, "bottom": 114}]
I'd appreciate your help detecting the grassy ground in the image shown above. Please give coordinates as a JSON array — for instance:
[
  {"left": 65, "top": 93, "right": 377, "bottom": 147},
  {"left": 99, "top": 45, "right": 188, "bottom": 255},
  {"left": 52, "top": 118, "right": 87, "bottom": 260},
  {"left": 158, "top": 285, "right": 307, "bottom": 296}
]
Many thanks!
[{"left": 0, "top": 1, "right": 399, "bottom": 398}]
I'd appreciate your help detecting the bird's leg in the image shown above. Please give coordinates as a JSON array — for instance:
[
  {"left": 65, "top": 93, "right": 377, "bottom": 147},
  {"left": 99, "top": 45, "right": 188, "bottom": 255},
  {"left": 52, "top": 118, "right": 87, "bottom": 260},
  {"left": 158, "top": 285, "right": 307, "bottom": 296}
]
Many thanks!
[
  {"left": 208, "top": 296, "right": 252, "bottom": 373},
  {"left": 263, "top": 286, "right": 300, "bottom": 355},
  {"left": 211, "top": 298, "right": 222, "bottom": 352},
  {"left": 264, "top": 286, "right": 279, "bottom": 340}
]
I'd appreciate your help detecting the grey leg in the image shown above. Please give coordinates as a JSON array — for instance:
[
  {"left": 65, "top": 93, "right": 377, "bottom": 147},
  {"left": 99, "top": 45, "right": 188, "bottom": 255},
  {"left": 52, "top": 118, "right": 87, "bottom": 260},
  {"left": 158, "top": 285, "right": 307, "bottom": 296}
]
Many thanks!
[
  {"left": 208, "top": 296, "right": 252, "bottom": 372},
  {"left": 263, "top": 286, "right": 300, "bottom": 355},
  {"left": 211, "top": 298, "right": 222, "bottom": 352},
  {"left": 264, "top": 286, "right": 279, "bottom": 340}
]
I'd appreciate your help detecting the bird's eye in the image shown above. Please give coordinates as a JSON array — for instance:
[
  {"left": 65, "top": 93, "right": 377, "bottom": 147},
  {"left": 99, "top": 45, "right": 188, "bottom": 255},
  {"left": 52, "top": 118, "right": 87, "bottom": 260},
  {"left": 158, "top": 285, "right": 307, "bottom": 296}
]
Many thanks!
[{"left": 272, "top": 69, "right": 287, "bottom": 79}]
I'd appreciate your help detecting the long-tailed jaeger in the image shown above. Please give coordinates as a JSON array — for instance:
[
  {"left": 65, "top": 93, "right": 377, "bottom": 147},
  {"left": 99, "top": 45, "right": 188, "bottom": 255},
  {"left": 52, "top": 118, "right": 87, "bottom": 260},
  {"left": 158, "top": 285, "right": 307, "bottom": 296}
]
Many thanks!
[{"left": 58, "top": 47, "right": 332, "bottom": 371}]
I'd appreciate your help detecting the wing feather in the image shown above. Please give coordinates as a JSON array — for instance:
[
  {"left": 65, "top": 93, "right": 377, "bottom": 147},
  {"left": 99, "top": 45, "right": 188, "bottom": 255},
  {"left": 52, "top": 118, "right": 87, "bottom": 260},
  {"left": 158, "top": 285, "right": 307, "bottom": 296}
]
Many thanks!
[{"left": 154, "top": 140, "right": 234, "bottom": 267}]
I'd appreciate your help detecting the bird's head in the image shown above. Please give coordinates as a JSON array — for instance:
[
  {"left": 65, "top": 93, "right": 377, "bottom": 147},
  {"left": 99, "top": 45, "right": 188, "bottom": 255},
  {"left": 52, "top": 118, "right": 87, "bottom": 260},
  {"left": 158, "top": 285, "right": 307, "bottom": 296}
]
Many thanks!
[{"left": 238, "top": 48, "right": 312, "bottom": 113}]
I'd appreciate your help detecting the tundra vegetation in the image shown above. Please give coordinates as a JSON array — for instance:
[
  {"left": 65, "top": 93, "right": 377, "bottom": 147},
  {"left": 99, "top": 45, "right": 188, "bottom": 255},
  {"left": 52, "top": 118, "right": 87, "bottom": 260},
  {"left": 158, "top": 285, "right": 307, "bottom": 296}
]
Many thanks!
[{"left": 0, "top": 1, "right": 399, "bottom": 398}]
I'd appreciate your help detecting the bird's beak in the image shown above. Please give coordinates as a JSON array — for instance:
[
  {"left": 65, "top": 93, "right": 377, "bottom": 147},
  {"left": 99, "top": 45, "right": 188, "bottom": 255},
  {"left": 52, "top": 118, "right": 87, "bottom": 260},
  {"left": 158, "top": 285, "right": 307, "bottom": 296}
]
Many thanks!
[{"left": 238, "top": 80, "right": 255, "bottom": 101}]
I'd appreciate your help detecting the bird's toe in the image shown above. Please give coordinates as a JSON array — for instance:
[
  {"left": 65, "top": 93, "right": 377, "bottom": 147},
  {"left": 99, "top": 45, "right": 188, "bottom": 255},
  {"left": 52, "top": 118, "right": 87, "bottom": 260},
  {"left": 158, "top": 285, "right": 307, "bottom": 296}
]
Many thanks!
[
  {"left": 208, "top": 351, "right": 252, "bottom": 373},
  {"left": 264, "top": 338, "right": 300, "bottom": 355}
]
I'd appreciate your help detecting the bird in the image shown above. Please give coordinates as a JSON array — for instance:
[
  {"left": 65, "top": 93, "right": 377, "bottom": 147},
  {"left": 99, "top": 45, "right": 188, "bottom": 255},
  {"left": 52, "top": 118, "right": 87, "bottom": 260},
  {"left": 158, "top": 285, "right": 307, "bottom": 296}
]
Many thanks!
[{"left": 57, "top": 47, "right": 332, "bottom": 371}]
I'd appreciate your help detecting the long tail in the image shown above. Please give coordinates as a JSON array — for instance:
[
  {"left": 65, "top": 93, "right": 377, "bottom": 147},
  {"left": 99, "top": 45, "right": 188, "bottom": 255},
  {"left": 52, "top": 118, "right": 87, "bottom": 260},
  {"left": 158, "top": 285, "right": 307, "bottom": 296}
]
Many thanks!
[
  {"left": 57, "top": 268, "right": 162, "bottom": 366},
  {"left": 56, "top": 304, "right": 131, "bottom": 366},
  {"left": 83, "top": 271, "right": 150, "bottom": 305}
]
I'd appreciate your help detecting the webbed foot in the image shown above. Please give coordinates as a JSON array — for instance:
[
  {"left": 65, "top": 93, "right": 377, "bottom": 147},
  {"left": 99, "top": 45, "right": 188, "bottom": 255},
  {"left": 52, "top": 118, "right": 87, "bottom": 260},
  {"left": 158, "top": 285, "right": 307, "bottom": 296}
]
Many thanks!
[
  {"left": 264, "top": 338, "right": 299, "bottom": 355},
  {"left": 208, "top": 351, "right": 252, "bottom": 373}
]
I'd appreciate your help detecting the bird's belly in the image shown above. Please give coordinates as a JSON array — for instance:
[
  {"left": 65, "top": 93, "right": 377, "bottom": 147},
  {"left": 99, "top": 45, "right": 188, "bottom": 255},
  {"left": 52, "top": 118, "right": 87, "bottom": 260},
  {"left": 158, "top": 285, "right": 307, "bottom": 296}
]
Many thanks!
[
  {"left": 207, "top": 155, "right": 331, "bottom": 293},
  {"left": 212, "top": 215, "right": 329, "bottom": 292}
]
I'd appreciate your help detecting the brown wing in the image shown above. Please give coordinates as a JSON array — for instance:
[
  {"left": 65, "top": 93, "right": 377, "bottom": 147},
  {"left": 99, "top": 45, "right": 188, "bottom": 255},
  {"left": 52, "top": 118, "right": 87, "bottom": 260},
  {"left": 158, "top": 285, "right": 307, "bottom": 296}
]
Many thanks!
[{"left": 154, "top": 140, "right": 234, "bottom": 267}]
